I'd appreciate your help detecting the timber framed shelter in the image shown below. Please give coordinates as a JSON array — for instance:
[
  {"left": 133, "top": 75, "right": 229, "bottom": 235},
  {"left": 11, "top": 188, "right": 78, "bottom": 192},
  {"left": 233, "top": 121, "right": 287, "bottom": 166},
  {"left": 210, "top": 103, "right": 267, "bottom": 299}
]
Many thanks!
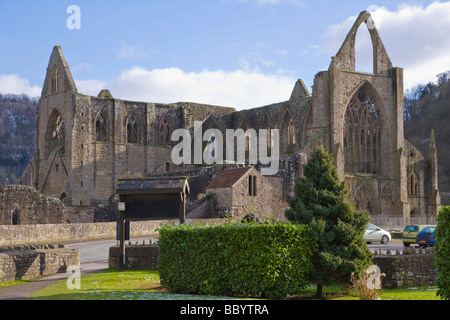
[{"left": 115, "top": 176, "right": 190, "bottom": 270}]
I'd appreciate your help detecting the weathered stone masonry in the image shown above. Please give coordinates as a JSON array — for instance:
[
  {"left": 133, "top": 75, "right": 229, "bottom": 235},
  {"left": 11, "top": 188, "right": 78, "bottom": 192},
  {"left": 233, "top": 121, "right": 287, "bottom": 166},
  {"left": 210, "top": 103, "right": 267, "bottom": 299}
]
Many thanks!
[
  {"left": 0, "top": 244, "right": 79, "bottom": 283},
  {"left": 0, "top": 185, "right": 67, "bottom": 225},
  {"left": 20, "top": 11, "right": 440, "bottom": 229}
]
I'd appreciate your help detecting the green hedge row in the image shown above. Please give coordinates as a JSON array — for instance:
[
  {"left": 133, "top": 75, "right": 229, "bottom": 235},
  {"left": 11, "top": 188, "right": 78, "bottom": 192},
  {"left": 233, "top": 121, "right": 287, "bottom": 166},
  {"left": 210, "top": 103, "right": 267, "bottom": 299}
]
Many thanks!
[
  {"left": 157, "top": 222, "right": 315, "bottom": 299},
  {"left": 436, "top": 206, "right": 450, "bottom": 300}
]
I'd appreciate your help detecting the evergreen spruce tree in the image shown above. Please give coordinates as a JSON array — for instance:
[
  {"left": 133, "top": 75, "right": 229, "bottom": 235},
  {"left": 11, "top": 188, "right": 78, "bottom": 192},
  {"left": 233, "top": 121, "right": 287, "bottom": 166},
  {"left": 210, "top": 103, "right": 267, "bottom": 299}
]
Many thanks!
[{"left": 285, "top": 146, "right": 372, "bottom": 298}]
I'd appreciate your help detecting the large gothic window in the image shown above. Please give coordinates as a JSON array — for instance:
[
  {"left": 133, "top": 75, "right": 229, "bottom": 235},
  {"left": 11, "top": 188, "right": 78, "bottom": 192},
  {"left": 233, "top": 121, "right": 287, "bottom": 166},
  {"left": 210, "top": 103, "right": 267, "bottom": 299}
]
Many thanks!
[{"left": 344, "top": 83, "right": 381, "bottom": 174}]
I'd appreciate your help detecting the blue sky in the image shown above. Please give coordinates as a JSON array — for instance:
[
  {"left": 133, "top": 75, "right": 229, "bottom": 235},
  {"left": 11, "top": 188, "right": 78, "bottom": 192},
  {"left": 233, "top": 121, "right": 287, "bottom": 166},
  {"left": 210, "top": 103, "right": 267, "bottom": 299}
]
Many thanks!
[{"left": 1, "top": 0, "right": 450, "bottom": 109}]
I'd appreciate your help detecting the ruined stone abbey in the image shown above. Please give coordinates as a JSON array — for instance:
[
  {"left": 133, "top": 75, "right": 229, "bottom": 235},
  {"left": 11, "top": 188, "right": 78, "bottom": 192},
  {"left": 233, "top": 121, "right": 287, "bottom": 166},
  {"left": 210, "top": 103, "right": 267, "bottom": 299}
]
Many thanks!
[{"left": 17, "top": 11, "right": 440, "bottom": 229}]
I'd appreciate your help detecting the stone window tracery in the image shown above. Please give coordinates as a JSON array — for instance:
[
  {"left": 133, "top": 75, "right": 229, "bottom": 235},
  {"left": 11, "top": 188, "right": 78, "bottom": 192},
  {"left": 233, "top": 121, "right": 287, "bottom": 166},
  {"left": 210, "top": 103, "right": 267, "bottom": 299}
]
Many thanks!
[{"left": 344, "top": 84, "right": 381, "bottom": 174}]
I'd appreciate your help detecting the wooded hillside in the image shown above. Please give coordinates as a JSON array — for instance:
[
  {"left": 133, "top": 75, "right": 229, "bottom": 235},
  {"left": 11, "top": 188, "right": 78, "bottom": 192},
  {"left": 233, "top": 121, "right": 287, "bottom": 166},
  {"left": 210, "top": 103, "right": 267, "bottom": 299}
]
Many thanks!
[
  {"left": 404, "top": 71, "right": 450, "bottom": 193},
  {"left": 0, "top": 93, "right": 37, "bottom": 184}
]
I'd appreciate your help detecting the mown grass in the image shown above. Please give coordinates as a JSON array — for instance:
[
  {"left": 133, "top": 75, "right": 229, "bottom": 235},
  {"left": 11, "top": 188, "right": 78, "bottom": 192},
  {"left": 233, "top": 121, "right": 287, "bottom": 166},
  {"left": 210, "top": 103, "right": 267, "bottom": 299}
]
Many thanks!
[
  {"left": 30, "top": 269, "right": 240, "bottom": 300},
  {"left": 29, "top": 269, "right": 443, "bottom": 300}
]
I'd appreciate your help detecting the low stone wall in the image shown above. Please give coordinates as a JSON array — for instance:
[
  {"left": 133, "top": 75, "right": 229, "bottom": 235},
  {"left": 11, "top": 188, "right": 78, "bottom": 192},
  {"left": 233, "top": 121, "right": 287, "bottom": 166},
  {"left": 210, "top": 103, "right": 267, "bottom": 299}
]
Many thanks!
[
  {"left": 109, "top": 243, "right": 159, "bottom": 270},
  {"left": 372, "top": 247, "right": 436, "bottom": 288},
  {"left": 0, "top": 244, "right": 80, "bottom": 283},
  {"left": 0, "top": 218, "right": 225, "bottom": 246}
]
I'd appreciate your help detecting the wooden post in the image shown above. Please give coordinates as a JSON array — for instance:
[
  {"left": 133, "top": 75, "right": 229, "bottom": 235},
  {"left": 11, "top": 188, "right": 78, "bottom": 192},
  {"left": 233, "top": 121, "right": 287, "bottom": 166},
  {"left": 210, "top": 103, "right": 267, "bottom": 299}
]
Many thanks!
[{"left": 119, "top": 211, "right": 125, "bottom": 271}]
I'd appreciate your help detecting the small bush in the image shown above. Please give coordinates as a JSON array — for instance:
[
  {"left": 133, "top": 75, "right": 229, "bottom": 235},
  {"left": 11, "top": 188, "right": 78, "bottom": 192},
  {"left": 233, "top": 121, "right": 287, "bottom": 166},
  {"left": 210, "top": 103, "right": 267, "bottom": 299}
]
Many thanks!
[
  {"left": 157, "top": 222, "right": 315, "bottom": 299},
  {"left": 436, "top": 206, "right": 450, "bottom": 300},
  {"left": 350, "top": 266, "right": 385, "bottom": 300}
]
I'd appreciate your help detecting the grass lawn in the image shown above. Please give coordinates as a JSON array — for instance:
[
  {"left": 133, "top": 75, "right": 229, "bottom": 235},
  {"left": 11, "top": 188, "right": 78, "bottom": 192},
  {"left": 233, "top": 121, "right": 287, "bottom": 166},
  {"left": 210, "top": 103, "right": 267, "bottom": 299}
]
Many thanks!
[
  {"left": 30, "top": 269, "right": 241, "bottom": 300},
  {"left": 30, "top": 269, "right": 443, "bottom": 300}
]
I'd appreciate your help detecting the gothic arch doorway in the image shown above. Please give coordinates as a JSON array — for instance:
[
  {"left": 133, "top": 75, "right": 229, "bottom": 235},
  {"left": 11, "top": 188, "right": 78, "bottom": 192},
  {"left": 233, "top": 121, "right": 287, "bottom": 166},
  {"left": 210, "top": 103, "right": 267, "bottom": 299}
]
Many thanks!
[{"left": 353, "top": 183, "right": 380, "bottom": 216}]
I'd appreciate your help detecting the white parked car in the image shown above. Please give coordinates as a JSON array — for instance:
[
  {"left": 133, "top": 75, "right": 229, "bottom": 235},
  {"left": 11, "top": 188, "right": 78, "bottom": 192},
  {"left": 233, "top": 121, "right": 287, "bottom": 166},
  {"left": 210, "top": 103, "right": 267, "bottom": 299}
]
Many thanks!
[{"left": 364, "top": 223, "right": 391, "bottom": 244}]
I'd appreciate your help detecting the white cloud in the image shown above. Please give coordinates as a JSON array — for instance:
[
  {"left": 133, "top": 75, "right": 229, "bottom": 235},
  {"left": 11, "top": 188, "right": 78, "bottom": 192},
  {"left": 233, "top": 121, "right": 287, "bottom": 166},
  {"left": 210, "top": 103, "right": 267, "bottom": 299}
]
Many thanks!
[
  {"left": 116, "top": 41, "right": 148, "bottom": 60},
  {"left": 321, "top": 2, "right": 450, "bottom": 89},
  {"left": 76, "top": 66, "right": 296, "bottom": 110},
  {"left": 276, "top": 49, "right": 288, "bottom": 56},
  {"left": 0, "top": 73, "right": 41, "bottom": 97}
]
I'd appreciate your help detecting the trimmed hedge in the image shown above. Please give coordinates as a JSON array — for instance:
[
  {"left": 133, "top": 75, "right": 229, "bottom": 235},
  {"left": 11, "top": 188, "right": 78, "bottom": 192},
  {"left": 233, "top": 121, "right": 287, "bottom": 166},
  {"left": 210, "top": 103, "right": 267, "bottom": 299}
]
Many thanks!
[
  {"left": 157, "top": 222, "right": 315, "bottom": 299},
  {"left": 436, "top": 206, "right": 450, "bottom": 300}
]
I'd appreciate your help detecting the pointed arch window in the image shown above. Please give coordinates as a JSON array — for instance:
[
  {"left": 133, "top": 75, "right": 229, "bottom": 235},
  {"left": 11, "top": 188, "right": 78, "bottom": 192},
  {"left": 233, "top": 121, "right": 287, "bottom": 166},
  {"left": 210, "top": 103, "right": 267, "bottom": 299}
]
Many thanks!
[
  {"left": 244, "top": 125, "right": 250, "bottom": 151},
  {"left": 408, "top": 172, "right": 419, "bottom": 196},
  {"left": 159, "top": 117, "right": 171, "bottom": 146},
  {"left": 344, "top": 83, "right": 381, "bottom": 174},
  {"left": 287, "top": 119, "right": 295, "bottom": 145},
  {"left": 45, "top": 109, "right": 65, "bottom": 156},
  {"left": 281, "top": 113, "right": 296, "bottom": 153},
  {"left": 95, "top": 111, "right": 108, "bottom": 142},
  {"left": 51, "top": 67, "right": 58, "bottom": 94},
  {"left": 267, "top": 125, "right": 272, "bottom": 148},
  {"left": 127, "top": 115, "right": 138, "bottom": 144}
]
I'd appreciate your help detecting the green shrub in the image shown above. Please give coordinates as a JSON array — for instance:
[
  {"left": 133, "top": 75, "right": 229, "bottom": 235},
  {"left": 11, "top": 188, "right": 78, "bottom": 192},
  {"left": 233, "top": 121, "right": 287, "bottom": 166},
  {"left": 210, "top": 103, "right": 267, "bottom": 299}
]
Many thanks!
[
  {"left": 436, "top": 206, "right": 450, "bottom": 300},
  {"left": 157, "top": 222, "right": 315, "bottom": 299}
]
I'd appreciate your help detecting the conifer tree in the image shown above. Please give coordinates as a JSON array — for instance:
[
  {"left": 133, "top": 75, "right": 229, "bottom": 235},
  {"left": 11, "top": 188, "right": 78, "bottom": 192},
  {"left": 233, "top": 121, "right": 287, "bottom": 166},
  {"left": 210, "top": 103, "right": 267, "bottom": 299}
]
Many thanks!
[{"left": 285, "top": 146, "right": 372, "bottom": 298}]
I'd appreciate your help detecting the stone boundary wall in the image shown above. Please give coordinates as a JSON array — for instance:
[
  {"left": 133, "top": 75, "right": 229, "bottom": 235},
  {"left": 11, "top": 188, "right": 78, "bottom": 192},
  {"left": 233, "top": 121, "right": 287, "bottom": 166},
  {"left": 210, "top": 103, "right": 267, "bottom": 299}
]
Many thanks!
[
  {"left": 372, "top": 247, "right": 436, "bottom": 288},
  {"left": 0, "top": 245, "right": 80, "bottom": 283},
  {"left": 0, "top": 218, "right": 225, "bottom": 246},
  {"left": 109, "top": 244, "right": 159, "bottom": 270}
]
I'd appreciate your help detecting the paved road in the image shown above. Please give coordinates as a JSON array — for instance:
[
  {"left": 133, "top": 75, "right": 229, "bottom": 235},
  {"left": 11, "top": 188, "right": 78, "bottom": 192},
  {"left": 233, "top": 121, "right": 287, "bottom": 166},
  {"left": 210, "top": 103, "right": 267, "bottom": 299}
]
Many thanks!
[
  {"left": 63, "top": 235, "right": 158, "bottom": 263},
  {"left": 367, "top": 238, "right": 424, "bottom": 253}
]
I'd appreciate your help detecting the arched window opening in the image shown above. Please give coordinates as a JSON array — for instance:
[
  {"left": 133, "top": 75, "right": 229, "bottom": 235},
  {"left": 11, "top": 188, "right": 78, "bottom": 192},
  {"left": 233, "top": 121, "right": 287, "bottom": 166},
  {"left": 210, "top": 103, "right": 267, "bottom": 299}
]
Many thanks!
[
  {"left": 408, "top": 172, "right": 419, "bottom": 196},
  {"left": 11, "top": 209, "right": 18, "bottom": 225},
  {"left": 281, "top": 113, "right": 296, "bottom": 153},
  {"left": 287, "top": 119, "right": 295, "bottom": 145},
  {"left": 45, "top": 109, "right": 65, "bottom": 156},
  {"left": 127, "top": 115, "right": 138, "bottom": 144},
  {"left": 159, "top": 117, "right": 171, "bottom": 146},
  {"left": 267, "top": 126, "right": 272, "bottom": 149},
  {"left": 244, "top": 125, "right": 250, "bottom": 151},
  {"left": 95, "top": 112, "right": 108, "bottom": 142},
  {"left": 344, "top": 84, "right": 381, "bottom": 174},
  {"left": 248, "top": 175, "right": 257, "bottom": 196},
  {"left": 355, "top": 23, "right": 374, "bottom": 73}
]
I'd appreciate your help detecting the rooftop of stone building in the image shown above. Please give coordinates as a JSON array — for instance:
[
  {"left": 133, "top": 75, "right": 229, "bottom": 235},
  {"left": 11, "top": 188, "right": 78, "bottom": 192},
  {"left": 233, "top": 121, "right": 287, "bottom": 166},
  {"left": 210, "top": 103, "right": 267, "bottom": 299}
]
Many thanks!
[{"left": 205, "top": 166, "right": 254, "bottom": 190}]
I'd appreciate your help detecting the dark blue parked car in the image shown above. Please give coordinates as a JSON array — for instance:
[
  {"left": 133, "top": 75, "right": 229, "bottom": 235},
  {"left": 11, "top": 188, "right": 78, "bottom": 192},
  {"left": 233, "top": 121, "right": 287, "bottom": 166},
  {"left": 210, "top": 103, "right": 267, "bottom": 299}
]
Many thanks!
[{"left": 416, "top": 226, "right": 436, "bottom": 247}]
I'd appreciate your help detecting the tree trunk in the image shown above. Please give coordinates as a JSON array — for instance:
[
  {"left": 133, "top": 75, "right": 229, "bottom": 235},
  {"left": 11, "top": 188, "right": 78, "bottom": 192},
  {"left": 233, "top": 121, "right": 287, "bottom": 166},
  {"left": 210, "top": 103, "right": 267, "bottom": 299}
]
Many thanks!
[{"left": 315, "top": 283, "right": 323, "bottom": 298}]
